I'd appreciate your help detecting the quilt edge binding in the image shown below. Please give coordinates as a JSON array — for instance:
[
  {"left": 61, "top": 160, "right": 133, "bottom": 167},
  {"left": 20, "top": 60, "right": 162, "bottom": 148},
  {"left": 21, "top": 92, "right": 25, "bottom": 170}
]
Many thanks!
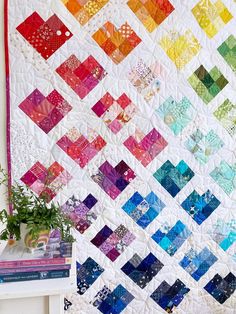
[{"left": 4, "top": 0, "right": 12, "bottom": 213}]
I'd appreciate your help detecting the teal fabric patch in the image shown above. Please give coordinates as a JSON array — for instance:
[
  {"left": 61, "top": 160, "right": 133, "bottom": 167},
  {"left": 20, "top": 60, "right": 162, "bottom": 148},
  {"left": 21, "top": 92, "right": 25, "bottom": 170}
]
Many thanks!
[
  {"left": 210, "top": 161, "right": 236, "bottom": 194},
  {"left": 157, "top": 96, "right": 195, "bottom": 135},
  {"left": 185, "top": 129, "right": 223, "bottom": 164}
]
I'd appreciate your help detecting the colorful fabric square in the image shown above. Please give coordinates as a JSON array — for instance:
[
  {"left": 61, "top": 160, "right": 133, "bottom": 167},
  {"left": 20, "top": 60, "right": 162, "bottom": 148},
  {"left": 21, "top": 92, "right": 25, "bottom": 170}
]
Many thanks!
[
  {"left": 61, "top": 194, "right": 99, "bottom": 233},
  {"left": 157, "top": 96, "right": 195, "bottom": 135},
  {"left": 77, "top": 257, "right": 104, "bottom": 295},
  {"left": 152, "top": 221, "right": 192, "bottom": 256},
  {"left": 92, "top": 21, "right": 141, "bottom": 64},
  {"left": 124, "top": 128, "right": 167, "bottom": 167},
  {"left": 57, "top": 127, "right": 106, "bottom": 168},
  {"left": 91, "top": 284, "right": 134, "bottom": 313},
  {"left": 127, "top": 0, "right": 174, "bottom": 33},
  {"left": 204, "top": 273, "right": 236, "bottom": 304},
  {"left": 192, "top": 0, "right": 233, "bottom": 38},
  {"left": 92, "top": 92, "right": 136, "bottom": 134},
  {"left": 20, "top": 161, "right": 72, "bottom": 202},
  {"left": 218, "top": 35, "right": 236, "bottom": 72},
  {"left": 214, "top": 99, "right": 236, "bottom": 136},
  {"left": 128, "top": 59, "right": 161, "bottom": 102},
  {"left": 90, "top": 224, "right": 135, "bottom": 262},
  {"left": 122, "top": 191, "right": 165, "bottom": 229},
  {"left": 185, "top": 129, "right": 224, "bottom": 164},
  {"left": 16, "top": 12, "right": 72, "bottom": 59},
  {"left": 209, "top": 219, "right": 236, "bottom": 251},
  {"left": 181, "top": 190, "right": 220, "bottom": 225},
  {"left": 18, "top": 89, "right": 72, "bottom": 134},
  {"left": 179, "top": 247, "right": 217, "bottom": 281},
  {"left": 210, "top": 161, "right": 236, "bottom": 195},
  {"left": 56, "top": 54, "right": 107, "bottom": 99},
  {"left": 153, "top": 160, "right": 194, "bottom": 197},
  {"left": 159, "top": 30, "right": 201, "bottom": 69},
  {"left": 121, "top": 253, "right": 163, "bottom": 289},
  {"left": 62, "top": 0, "right": 109, "bottom": 26},
  {"left": 150, "top": 279, "right": 190, "bottom": 313},
  {"left": 90, "top": 286, "right": 111, "bottom": 308},
  {"left": 91, "top": 160, "right": 136, "bottom": 200},
  {"left": 188, "top": 65, "right": 228, "bottom": 104}
]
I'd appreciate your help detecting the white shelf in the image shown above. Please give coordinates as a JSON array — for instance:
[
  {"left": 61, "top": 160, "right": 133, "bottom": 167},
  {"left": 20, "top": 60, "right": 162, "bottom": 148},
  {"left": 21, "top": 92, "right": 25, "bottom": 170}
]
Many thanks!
[
  {"left": 0, "top": 243, "right": 77, "bottom": 300},
  {"left": 0, "top": 274, "right": 77, "bottom": 300}
]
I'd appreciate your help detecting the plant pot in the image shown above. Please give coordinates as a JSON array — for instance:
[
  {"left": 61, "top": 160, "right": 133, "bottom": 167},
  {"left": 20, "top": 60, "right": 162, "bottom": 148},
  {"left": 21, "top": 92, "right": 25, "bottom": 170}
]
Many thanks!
[{"left": 19, "top": 223, "right": 50, "bottom": 252}]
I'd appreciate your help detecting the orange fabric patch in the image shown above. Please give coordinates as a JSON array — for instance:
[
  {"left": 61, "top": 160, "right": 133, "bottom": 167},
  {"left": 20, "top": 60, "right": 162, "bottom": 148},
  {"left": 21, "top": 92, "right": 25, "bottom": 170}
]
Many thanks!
[
  {"left": 93, "top": 22, "right": 141, "bottom": 64},
  {"left": 65, "top": 0, "right": 81, "bottom": 15}
]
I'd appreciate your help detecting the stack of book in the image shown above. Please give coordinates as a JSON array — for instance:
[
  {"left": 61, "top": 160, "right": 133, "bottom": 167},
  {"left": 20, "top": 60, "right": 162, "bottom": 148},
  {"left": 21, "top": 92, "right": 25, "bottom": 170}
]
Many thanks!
[{"left": 0, "top": 238, "right": 72, "bottom": 283}]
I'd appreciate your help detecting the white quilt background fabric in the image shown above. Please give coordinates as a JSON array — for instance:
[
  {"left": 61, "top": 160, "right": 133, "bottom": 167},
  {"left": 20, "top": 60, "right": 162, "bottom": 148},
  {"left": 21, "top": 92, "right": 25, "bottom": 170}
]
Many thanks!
[{"left": 7, "top": 0, "right": 236, "bottom": 313}]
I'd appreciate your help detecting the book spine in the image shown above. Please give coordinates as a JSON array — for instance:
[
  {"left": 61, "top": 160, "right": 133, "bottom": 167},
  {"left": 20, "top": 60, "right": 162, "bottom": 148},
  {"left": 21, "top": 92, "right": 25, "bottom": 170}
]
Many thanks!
[
  {"left": 0, "top": 269, "right": 70, "bottom": 283},
  {"left": 0, "top": 264, "right": 71, "bottom": 274},
  {"left": 0, "top": 257, "right": 72, "bottom": 268}
]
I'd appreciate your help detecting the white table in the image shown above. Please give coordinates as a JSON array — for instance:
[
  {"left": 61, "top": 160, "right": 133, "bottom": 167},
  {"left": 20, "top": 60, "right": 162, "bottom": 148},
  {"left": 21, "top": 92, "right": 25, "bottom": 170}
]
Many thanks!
[{"left": 0, "top": 245, "right": 77, "bottom": 314}]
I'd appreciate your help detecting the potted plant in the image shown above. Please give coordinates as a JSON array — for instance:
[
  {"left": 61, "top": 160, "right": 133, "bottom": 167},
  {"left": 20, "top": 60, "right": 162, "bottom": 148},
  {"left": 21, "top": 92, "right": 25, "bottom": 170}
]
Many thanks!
[{"left": 0, "top": 167, "right": 75, "bottom": 252}]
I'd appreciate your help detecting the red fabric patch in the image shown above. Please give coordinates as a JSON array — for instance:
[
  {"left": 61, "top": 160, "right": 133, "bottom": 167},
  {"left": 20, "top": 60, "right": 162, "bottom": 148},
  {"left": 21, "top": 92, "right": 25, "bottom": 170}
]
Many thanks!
[{"left": 17, "top": 12, "right": 72, "bottom": 59}]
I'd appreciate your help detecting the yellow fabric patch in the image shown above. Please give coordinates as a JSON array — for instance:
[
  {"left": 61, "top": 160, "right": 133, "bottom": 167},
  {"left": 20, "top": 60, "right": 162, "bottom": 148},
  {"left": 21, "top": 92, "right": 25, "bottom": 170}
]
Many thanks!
[
  {"left": 159, "top": 30, "right": 201, "bottom": 70},
  {"left": 192, "top": 0, "right": 233, "bottom": 38}
]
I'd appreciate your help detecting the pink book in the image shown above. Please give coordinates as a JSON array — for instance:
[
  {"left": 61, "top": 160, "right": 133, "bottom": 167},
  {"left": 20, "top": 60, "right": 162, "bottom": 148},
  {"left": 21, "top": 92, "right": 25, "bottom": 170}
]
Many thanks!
[{"left": 0, "top": 264, "right": 71, "bottom": 274}]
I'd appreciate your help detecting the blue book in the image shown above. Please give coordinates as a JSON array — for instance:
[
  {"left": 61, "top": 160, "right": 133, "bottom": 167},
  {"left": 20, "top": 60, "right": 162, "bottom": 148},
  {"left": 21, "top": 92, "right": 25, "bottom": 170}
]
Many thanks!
[{"left": 0, "top": 269, "right": 70, "bottom": 283}]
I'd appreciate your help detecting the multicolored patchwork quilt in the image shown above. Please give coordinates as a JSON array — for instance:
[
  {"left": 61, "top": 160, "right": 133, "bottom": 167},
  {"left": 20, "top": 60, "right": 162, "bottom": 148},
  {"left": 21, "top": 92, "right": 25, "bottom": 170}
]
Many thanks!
[{"left": 5, "top": 0, "right": 236, "bottom": 313}]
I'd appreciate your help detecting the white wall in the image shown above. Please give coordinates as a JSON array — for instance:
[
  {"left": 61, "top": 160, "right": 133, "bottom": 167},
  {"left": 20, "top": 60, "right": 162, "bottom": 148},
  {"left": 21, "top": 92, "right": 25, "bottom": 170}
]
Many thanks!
[
  {"left": 0, "top": 2, "right": 48, "bottom": 313},
  {"left": 0, "top": 297, "right": 49, "bottom": 314}
]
